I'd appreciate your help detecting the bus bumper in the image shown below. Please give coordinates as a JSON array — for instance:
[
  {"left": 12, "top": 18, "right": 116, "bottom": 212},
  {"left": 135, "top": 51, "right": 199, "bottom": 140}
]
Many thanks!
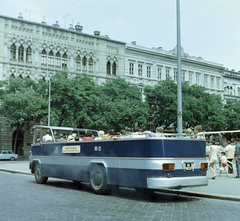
[{"left": 147, "top": 176, "right": 208, "bottom": 189}]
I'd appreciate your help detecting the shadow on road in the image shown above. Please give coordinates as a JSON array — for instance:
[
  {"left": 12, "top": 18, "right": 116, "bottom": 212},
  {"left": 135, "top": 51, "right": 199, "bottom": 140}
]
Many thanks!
[{"left": 34, "top": 179, "right": 199, "bottom": 203}]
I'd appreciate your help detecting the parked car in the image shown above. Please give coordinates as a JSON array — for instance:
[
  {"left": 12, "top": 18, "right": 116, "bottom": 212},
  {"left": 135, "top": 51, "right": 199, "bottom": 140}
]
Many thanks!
[{"left": 0, "top": 150, "right": 18, "bottom": 161}]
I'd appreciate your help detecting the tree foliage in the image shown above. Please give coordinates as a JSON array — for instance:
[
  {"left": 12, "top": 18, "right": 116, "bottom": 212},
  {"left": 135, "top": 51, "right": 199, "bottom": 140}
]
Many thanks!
[
  {"left": 145, "top": 78, "right": 225, "bottom": 131},
  {"left": 224, "top": 99, "right": 240, "bottom": 130},
  {"left": 96, "top": 77, "right": 148, "bottom": 132}
]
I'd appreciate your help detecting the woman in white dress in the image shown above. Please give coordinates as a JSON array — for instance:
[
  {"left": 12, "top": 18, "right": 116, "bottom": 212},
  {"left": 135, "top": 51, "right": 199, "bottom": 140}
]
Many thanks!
[{"left": 209, "top": 140, "right": 220, "bottom": 179}]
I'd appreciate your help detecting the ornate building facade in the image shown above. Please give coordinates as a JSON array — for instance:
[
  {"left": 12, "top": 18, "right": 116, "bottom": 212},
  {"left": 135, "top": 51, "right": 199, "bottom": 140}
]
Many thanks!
[{"left": 0, "top": 14, "right": 125, "bottom": 155}]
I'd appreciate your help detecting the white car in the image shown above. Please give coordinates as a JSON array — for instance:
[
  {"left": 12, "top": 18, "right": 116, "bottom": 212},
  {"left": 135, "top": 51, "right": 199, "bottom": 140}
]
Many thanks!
[{"left": 0, "top": 150, "right": 18, "bottom": 161}]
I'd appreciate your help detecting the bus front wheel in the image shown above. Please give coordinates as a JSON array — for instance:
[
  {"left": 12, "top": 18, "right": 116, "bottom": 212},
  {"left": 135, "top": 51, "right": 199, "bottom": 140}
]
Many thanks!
[
  {"left": 90, "top": 164, "right": 109, "bottom": 194},
  {"left": 34, "top": 162, "right": 48, "bottom": 184}
]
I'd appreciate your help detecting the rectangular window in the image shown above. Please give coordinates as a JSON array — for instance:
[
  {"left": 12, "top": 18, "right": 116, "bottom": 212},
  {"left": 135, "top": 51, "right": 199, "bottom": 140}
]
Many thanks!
[
  {"left": 48, "top": 55, "right": 54, "bottom": 65},
  {"left": 217, "top": 78, "right": 220, "bottom": 89},
  {"left": 182, "top": 72, "right": 185, "bottom": 81},
  {"left": 41, "top": 55, "right": 47, "bottom": 64},
  {"left": 210, "top": 76, "right": 214, "bottom": 88},
  {"left": 196, "top": 74, "right": 200, "bottom": 85},
  {"left": 174, "top": 70, "right": 177, "bottom": 82},
  {"left": 147, "top": 66, "right": 151, "bottom": 78},
  {"left": 138, "top": 64, "right": 142, "bottom": 77},
  {"left": 189, "top": 72, "right": 193, "bottom": 85},
  {"left": 129, "top": 62, "right": 134, "bottom": 75},
  {"left": 157, "top": 67, "right": 162, "bottom": 80},
  {"left": 166, "top": 69, "right": 170, "bottom": 78},
  {"left": 204, "top": 75, "right": 208, "bottom": 88}
]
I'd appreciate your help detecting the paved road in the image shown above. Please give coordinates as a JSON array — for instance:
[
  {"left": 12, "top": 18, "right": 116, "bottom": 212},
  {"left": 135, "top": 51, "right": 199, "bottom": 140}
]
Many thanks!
[
  {"left": 1, "top": 171, "right": 240, "bottom": 221},
  {"left": 1, "top": 160, "right": 240, "bottom": 201}
]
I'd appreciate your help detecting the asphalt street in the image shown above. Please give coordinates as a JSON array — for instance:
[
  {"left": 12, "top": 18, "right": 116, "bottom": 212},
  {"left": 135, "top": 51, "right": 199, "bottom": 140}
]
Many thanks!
[{"left": 1, "top": 171, "right": 240, "bottom": 221}]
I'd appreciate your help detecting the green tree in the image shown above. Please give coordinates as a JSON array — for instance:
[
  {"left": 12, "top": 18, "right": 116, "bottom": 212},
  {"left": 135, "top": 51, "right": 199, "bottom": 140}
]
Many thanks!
[
  {"left": 0, "top": 77, "right": 46, "bottom": 152},
  {"left": 96, "top": 77, "right": 148, "bottom": 132},
  {"left": 145, "top": 78, "right": 225, "bottom": 131},
  {"left": 144, "top": 78, "right": 177, "bottom": 129},
  {"left": 39, "top": 72, "right": 98, "bottom": 128},
  {"left": 224, "top": 99, "right": 240, "bottom": 130}
]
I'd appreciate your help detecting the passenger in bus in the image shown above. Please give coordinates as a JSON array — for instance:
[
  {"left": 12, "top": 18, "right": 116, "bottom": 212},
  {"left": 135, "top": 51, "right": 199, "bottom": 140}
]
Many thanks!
[
  {"left": 194, "top": 125, "right": 204, "bottom": 139},
  {"left": 94, "top": 130, "right": 105, "bottom": 140},
  {"left": 83, "top": 132, "right": 95, "bottom": 141},
  {"left": 209, "top": 140, "right": 220, "bottom": 179},
  {"left": 43, "top": 130, "right": 52, "bottom": 142},
  {"left": 102, "top": 129, "right": 114, "bottom": 140},
  {"left": 131, "top": 126, "right": 145, "bottom": 138},
  {"left": 185, "top": 128, "right": 193, "bottom": 138},
  {"left": 145, "top": 127, "right": 165, "bottom": 137}
]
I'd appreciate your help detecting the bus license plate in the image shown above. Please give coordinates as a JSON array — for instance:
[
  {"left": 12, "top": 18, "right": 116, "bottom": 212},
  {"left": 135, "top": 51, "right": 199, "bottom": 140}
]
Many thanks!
[{"left": 185, "top": 163, "right": 192, "bottom": 171}]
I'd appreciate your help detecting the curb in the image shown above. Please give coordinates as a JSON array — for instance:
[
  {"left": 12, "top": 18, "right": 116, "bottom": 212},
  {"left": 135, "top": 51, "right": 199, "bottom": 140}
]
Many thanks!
[
  {"left": 157, "top": 189, "right": 240, "bottom": 202},
  {"left": 0, "top": 168, "right": 32, "bottom": 176}
]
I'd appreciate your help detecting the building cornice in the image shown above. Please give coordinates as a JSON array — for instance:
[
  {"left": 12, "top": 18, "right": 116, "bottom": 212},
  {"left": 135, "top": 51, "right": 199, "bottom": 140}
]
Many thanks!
[{"left": 0, "top": 14, "right": 126, "bottom": 45}]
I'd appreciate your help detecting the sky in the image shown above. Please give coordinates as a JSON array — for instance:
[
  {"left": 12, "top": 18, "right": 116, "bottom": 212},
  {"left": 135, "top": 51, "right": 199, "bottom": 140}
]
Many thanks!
[{"left": 1, "top": 0, "right": 240, "bottom": 71}]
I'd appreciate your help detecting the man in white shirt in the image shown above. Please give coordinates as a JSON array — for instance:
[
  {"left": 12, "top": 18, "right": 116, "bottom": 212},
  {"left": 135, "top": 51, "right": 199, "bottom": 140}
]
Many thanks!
[
  {"left": 225, "top": 141, "right": 235, "bottom": 174},
  {"left": 43, "top": 130, "right": 52, "bottom": 142}
]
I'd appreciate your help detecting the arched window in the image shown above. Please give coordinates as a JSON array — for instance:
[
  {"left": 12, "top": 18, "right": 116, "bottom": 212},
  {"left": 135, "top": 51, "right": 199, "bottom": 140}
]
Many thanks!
[
  {"left": 26, "top": 46, "right": 32, "bottom": 62},
  {"left": 107, "top": 61, "right": 111, "bottom": 74},
  {"left": 41, "top": 49, "right": 47, "bottom": 64},
  {"left": 48, "top": 50, "right": 54, "bottom": 65},
  {"left": 88, "top": 57, "right": 93, "bottom": 72},
  {"left": 55, "top": 51, "right": 61, "bottom": 66},
  {"left": 18, "top": 45, "right": 24, "bottom": 61},
  {"left": 62, "top": 53, "right": 67, "bottom": 67},
  {"left": 10, "top": 43, "right": 16, "bottom": 59},
  {"left": 76, "top": 55, "right": 81, "bottom": 70},
  {"left": 112, "top": 62, "right": 116, "bottom": 75},
  {"left": 82, "top": 56, "right": 87, "bottom": 71}
]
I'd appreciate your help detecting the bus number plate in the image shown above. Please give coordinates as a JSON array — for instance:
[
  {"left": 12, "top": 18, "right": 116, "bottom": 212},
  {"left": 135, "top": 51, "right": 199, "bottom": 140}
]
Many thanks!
[{"left": 185, "top": 163, "right": 192, "bottom": 171}]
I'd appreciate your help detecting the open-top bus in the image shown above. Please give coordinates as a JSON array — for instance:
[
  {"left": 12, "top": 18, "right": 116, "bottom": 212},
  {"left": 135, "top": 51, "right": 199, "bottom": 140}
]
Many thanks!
[{"left": 29, "top": 125, "right": 208, "bottom": 194}]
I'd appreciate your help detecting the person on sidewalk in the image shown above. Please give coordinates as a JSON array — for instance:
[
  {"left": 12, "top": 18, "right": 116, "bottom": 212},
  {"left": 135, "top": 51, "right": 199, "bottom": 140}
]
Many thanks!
[
  {"left": 209, "top": 140, "right": 220, "bottom": 179},
  {"left": 234, "top": 138, "right": 240, "bottom": 178},
  {"left": 225, "top": 141, "right": 235, "bottom": 174},
  {"left": 219, "top": 152, "right": 228, "bottom": 176}
]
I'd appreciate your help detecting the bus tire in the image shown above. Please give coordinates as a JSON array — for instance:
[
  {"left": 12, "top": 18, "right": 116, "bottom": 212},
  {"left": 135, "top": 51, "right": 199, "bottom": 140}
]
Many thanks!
[
  {"left": 34, "top": 162, "right": 48, "bottom": 184},
  {"left": 90, "top": 164, "right": 109, "bottom": 194}
]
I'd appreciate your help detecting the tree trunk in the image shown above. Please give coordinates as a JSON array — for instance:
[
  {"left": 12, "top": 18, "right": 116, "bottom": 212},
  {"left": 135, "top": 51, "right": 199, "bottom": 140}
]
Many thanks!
[{"left": 13, "top": 129, "right": 19, "bottom": 154}]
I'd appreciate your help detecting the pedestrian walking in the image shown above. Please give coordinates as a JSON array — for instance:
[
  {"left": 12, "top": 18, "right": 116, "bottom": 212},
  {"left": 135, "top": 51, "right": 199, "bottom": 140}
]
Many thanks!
[
  {"left": 219, "top": 152, "right": 228, "bottom": 176},
  {"left": 234, "top": 138, "right": 240, "bottom": 178},
  {"left": 209, "top": 140, "right": 220, "bottom": 179},
  {"left": 225, "top": 141, "right": 235, "bottom": 174}
]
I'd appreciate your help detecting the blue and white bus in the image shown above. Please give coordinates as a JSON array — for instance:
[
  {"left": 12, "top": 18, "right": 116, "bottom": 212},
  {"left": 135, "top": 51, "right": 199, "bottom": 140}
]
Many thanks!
[{"left": 29, "top": 125, "right": 208, "bottom": 194}]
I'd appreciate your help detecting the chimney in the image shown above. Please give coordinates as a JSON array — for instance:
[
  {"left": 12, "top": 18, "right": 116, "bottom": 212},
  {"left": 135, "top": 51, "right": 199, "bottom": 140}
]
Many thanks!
[
  {"left": 41, "top": 16, "right": 46, "bottom": 24},
  {"left": 94, "top": 30, "right": 100, "bottom": 36},
  {"left": 55, "top": 21, "right": 60, "bottom": 27},
  {"left": 75, "top": 22, "right": 83, "bottom": 32},
  {"left": 131, "top": 41, "right": 136, "bottom": 45},
  {"left": 18, "top": 13, "right": 23, "bottom": 19},
  {"left": 69, "top": 24, "right": 74, "bottom": 30}
]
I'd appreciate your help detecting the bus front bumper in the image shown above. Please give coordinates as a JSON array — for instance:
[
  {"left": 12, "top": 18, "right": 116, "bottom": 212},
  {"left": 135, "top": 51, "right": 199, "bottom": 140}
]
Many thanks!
[{"left": 147, "top": 176, "right": 208, "bottom": 189}]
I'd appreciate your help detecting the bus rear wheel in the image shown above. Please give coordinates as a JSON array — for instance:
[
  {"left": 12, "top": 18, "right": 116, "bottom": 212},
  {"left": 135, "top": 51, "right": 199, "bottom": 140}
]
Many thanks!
[
  {"left": 34, "top": 162, "right": 48, "bottom": 184},
  {"left": 90, "top": 164, "right": 109, "bottom": 194}
]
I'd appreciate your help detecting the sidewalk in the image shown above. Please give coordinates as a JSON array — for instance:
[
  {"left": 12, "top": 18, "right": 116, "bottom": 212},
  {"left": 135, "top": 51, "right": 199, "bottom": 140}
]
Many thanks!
[{"left": 0, "top": 159, "right": 240, "bottom": 201}]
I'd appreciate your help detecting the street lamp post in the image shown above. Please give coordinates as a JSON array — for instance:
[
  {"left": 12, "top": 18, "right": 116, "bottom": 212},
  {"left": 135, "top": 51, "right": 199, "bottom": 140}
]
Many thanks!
[{"left": 41, "top": 74, "right": 51, "bottom": 126}]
